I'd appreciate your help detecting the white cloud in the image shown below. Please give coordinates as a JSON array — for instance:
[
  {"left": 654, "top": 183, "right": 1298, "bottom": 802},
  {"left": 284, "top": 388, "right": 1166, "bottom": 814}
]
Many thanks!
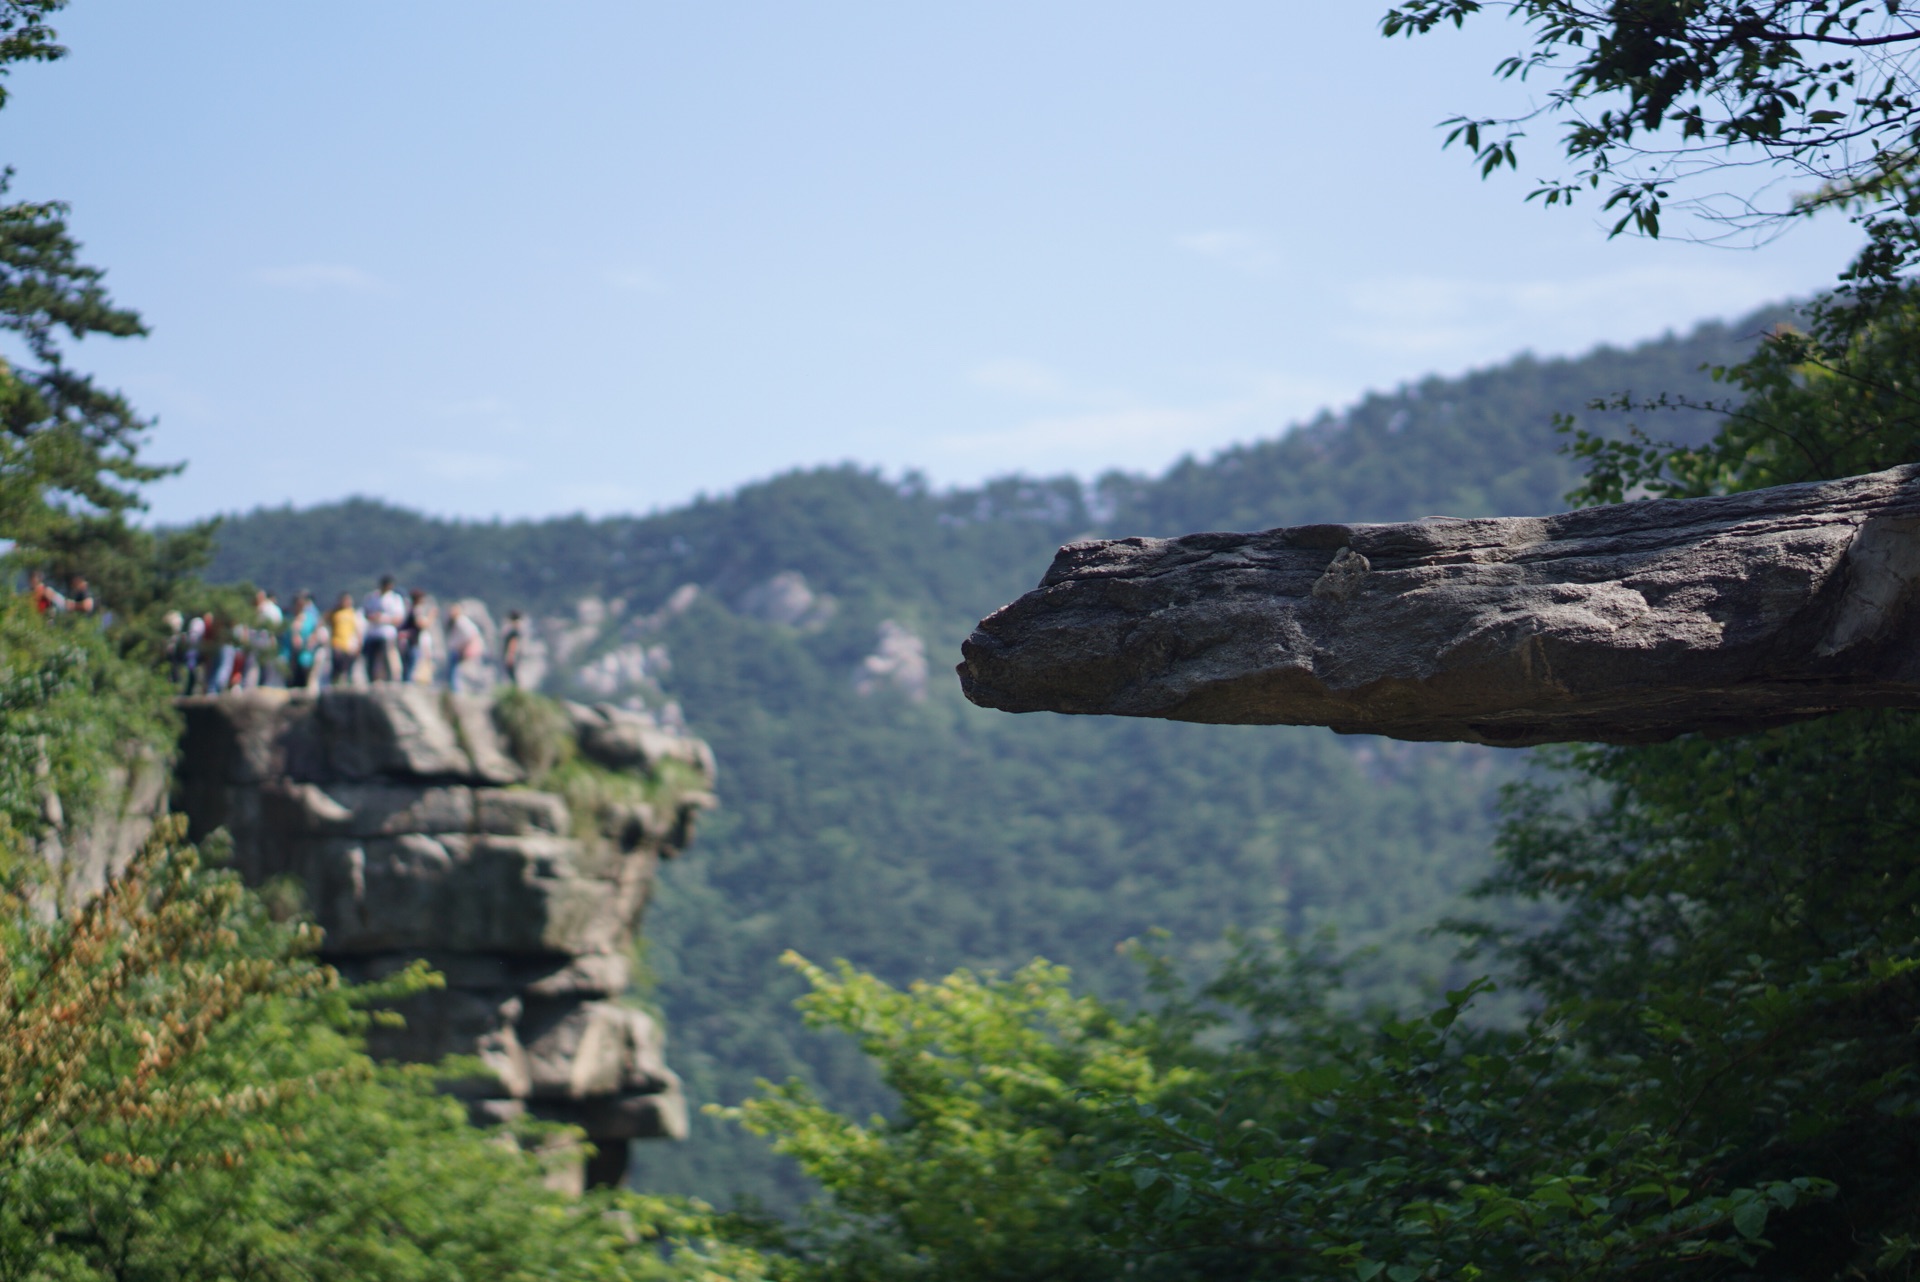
[
  {"left": 1175, "top": 229, "right": 1280, "bottom": 273},
  {"left": 251, "top": 263, "right": 389, "bottom": 292}
]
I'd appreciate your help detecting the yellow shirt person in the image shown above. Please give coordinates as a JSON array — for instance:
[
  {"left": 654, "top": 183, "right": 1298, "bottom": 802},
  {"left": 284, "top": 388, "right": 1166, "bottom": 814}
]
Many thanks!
[{"left": 326, "top": 593, "right": 362, "bottom": 685}]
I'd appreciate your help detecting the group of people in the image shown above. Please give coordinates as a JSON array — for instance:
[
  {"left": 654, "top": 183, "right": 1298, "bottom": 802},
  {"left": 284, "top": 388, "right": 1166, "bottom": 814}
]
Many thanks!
[
  {"left": 27, "top": 570, "right": 98, "bottom": 619},
  {"left": 169, "top": 575, "right": 526, "bottom": 696}
]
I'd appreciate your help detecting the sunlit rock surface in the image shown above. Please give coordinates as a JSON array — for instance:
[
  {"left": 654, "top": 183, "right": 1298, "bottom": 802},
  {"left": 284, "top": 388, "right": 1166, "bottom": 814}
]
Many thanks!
[
  {"left": 174, "top": 686, "right": 715, "bottom": 1187},
  {"left": 960, "top": 465, "right": 1920, "bottom": 746}
]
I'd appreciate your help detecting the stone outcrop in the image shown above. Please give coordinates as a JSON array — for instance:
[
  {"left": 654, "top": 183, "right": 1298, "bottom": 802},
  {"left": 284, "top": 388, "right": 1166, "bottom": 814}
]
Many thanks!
[
  {"left": 173, "top": 686, "right": 715, "bottom": 1187},
  {"left": 36, "top": 752, "right": 170, "bottom": 905},
  {"left": 958, "top": 464, "right": 1920, "bottom": 746}
]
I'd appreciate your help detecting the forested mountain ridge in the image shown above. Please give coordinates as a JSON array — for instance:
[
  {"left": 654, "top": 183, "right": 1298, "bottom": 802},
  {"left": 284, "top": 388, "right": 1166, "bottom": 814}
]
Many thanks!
[{"left": 203, "top": 309, "right": 1781, "bottom": 1209}]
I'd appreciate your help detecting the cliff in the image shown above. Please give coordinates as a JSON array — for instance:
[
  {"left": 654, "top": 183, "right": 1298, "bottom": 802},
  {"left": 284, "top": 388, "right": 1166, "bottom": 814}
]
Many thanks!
[{"left": 172, "top": 686, "right": 715, "bottom": 1188}]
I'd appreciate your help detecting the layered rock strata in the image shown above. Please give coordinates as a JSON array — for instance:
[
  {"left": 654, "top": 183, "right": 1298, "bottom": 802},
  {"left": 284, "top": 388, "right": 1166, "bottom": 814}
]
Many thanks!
[
  {"left": 959, "top": 464, "right": 1920, "bottom": 746},
  {"left": 173, "top": 687, "right": 715, "bottom": 1188}
]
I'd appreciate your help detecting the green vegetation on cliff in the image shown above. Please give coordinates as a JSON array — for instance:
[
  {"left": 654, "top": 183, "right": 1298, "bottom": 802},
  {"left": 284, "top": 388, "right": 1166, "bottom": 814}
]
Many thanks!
[
  {"left": 0, "top": 822, "right": 747, "bottom": 1281},
  {"left": 0, "top": 592, "right": 169, "bottom": 846}
]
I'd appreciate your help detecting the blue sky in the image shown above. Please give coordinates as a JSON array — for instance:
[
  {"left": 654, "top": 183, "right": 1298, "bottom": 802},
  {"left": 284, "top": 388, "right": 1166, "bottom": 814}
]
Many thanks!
[{"left": 3, "top": 2, "right": 1867, "bottom": 522}]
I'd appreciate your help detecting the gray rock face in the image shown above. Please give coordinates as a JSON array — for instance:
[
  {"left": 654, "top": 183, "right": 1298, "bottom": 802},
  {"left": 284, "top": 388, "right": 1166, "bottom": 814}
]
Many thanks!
[
  {"left": 564, "top": 700, "right": 717, "bottom": 778},
  {"left": 958, "top": 465, "right": 1920, "bottom": 746},
  {"left": 173, "top": 687, "right": 716, "bottom": 1179},
  {"left": 36, "top": 752, "right": 170, "bottom": 905}
]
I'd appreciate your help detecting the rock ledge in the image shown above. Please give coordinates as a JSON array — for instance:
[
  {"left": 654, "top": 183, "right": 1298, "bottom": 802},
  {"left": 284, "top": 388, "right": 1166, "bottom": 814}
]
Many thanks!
[{"left": 959, "top": 465, "right": 1920, "bottom": 745}]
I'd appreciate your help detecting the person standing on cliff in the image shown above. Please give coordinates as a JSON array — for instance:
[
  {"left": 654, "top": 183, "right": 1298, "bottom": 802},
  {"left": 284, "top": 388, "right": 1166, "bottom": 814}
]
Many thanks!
[
  {"left": 205, "top": 612, "right": 237, "bottom": 693},
  {"left": 444, "top": 602, "right": 485, "bottom": 694},
  {"left": 249, "top": 589, "right": 284, "bottom": 687},
  {"left": 501, "top": 610, "right": 525, "bottom": 686},
  {"left": 407, "top": 595, "right": 438, "bottom": 685},
  {"left": 326, "top": 592, "right": 362, "bottom": 687},
  {"left": 361, "top": 575, "right": 406, "bottom": 682},
  {"left": 286, "top": 590, "right": 321, "bottom": 688},
  {"left": 400, "top": 587, "right": 429, "bottom": 682},
  {"left": 181, "top": 611, "right": 208, "bottom": 693},
  {"left": 163, "top": 610, "right": 189, "bottom": 690}
]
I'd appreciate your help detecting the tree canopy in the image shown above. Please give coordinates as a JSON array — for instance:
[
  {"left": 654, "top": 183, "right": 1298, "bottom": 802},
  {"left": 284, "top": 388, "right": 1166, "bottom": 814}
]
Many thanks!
[{"left": 1382, "top": 1, "right": 1920, "bottom": 280}]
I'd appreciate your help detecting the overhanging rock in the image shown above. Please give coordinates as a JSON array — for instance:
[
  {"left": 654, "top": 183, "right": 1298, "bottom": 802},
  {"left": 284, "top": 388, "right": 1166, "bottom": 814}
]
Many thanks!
[{"left": 958, "top": 464, "right": 1920, "bottom": 746}]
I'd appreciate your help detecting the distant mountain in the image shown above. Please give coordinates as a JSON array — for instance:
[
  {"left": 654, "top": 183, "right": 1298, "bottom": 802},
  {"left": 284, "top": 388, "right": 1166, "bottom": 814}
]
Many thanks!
[
  {"left": 205, "top": 308, "right": 1784, "bottom": 1210},
  {"left": 1104, "top": 310, "right": 1777, "bottom": 536}
]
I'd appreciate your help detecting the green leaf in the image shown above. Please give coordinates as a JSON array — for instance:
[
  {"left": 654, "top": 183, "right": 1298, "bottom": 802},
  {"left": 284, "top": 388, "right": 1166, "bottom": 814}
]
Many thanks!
[
  {"left": 1532, "top": 1183, "right": 1579, "bottom": 1210},
  {"left": 1733, "top": 1200, "right": 1768, "bottom": 1240}
]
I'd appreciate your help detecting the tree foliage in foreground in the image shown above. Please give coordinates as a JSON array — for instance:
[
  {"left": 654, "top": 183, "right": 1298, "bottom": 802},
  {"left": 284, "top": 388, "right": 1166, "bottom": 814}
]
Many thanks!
[
  {"left": 0, "top": 827, "right": 780, "bottom": 1281},
  {"left": 724, "top": 902, "right": 1874, "bottom": 1281},
  {"left": 1381, "top": 1, "right": 1920, "bottom": 257}
]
